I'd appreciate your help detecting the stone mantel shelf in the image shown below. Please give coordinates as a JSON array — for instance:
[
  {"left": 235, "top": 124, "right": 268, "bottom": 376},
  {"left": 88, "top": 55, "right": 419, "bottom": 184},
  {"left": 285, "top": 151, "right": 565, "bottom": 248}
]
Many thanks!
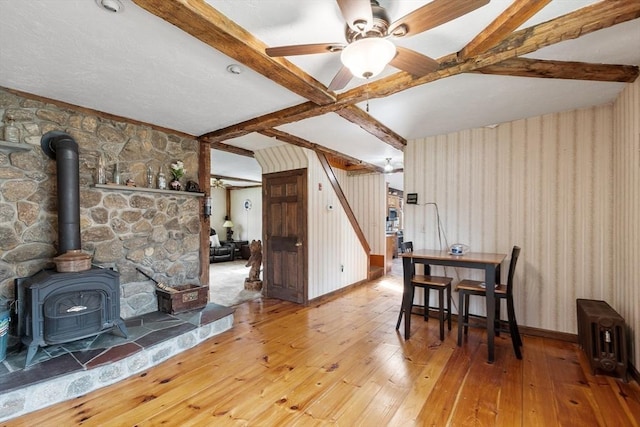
[
  {"left": 94, "top": 183, "right": 204, "bottom": 197},
  {"left": 0, "top": 139, "right": 34, "bottom": 153}
]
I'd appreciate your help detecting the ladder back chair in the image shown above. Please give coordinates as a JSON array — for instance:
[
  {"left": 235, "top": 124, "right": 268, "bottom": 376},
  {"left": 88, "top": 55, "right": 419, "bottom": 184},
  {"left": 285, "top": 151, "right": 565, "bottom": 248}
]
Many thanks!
[
  {"left": 396, "top": 241, "right": 453, "bottom": 340},
  {"left": 456, "top": 245, "right": 522, "bottom": 359}
]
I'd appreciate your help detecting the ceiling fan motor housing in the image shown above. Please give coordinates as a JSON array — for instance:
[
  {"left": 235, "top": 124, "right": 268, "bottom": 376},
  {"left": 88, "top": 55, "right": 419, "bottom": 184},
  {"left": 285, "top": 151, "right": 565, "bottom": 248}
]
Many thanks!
[{"left": 345, "top": 0, "right": 390, "bottom": 43}]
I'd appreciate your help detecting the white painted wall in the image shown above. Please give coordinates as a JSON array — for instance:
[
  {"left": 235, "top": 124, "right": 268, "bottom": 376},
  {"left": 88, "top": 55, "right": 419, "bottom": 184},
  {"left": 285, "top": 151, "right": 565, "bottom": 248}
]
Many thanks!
[
  {"left": 230, "top": 186, "right": 262, "bottom": 242},
  {"left": 209, "top": 186, "right": 227, "bottom": 236}
]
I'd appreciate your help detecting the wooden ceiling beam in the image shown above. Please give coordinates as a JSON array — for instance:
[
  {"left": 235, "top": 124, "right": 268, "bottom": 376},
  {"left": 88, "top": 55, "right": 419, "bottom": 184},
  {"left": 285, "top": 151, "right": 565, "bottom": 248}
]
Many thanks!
[
  {"left": 131, "top": 0, "right": 335, "bottom": 106},
  {"left": 474, "top": 58, "right": 640, "bottom": 82},
  {"left": 258, "top": 128, "right": 384, "bottom": 173},
  {"left": 326, "top": 155, "right": 378, "bottom": 173},
  {"left": 208, "top": 141, "right": 255, "bottom": 157},
  {"left": 211, "top": 174, "right": 261, "bottom": 184},
  {"left": 205, "top": 1, "right": 640, "bottom": 141},
  {"left": 201, "top": 101, "right": 324, "bottom": 143},
  {"left": 459, "top": 0, "right": 551, "bottom": 59},
  {"left": 335, "top": 105, "right": 406, "bottom": 150}
]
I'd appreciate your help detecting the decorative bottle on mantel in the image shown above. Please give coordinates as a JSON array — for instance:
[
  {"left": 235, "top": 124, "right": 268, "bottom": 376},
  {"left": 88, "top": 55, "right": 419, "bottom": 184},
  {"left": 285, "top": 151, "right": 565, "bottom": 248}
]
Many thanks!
[
  {"left": 3, "top": 116, "right": 20, "bottom": 143},
  {"left": 113, "top": 162, "right": 121, "bottom": 185},
  {"left": 97, "top": 155, "right": 106, "bottom": 185},
  {"left": 157, "top": 166, "right": 167, "bottom": 190},
  {"left": 146, "top": 166, "right": 154, "bottom": 188}
]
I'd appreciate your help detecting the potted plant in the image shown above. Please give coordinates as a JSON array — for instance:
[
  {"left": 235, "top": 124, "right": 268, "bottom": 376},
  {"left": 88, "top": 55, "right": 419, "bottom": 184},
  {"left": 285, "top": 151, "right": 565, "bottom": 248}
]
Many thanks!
[{"left": 169, "top": 160, "right": 185, "bottom": 191}]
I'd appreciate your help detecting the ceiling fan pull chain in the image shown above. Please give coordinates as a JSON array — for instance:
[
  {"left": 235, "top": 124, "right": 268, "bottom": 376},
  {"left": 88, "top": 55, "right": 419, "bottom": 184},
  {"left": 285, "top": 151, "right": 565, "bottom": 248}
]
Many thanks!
[{"left": 366, "top": 82, "right": 370, "bottom": 112}]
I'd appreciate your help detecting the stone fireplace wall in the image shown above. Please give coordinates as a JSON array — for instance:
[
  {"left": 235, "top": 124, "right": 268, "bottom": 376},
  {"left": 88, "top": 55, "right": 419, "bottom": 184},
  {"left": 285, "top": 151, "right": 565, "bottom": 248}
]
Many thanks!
[{"left": 0, "top": 87, "right": 203, "bottom": 318}]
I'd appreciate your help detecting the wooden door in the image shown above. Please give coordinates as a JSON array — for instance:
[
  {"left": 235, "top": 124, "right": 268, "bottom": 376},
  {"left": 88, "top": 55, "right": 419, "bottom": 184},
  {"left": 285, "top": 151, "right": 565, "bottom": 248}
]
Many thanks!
[{"left": 263, "top": 169, "right": 307, "bottom": 303}]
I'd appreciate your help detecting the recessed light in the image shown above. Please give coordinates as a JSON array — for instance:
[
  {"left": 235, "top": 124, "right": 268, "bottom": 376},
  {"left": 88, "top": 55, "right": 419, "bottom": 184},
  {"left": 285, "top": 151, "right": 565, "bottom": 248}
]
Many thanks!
[
  {"left": 95, "top": 0, "right": 124, "bottom": 13},
  {"left": 226, "top": 64, "right": 243, "bottom": 75}
]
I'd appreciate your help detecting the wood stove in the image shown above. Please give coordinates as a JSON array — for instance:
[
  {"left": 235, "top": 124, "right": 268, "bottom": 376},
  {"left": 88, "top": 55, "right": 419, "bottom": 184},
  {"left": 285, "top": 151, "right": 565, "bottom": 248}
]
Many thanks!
[
  {"left": 16, "top": 268, "right": 127, "bottom": 367},
  {"left": 14, "top": 131, "right": 128, "bottom": 367}
]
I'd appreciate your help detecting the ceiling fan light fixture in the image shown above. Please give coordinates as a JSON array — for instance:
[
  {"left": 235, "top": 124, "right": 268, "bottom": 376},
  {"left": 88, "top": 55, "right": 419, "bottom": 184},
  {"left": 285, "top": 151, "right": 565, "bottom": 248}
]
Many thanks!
[
  {"left": 211, "top": 178, "right": 225, "bottom": 189},
  {"left": 341, "top": 37, "right": 396, "bottom": 80},
  {"left": 384, "top": 158, "right": 393, "bottom": 173}
]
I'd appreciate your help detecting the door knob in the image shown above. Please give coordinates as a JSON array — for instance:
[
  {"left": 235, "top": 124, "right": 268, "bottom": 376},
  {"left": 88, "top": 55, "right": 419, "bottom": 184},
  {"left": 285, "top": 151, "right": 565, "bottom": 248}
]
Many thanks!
[{"left": 295, "top": 242, "right": 302, "bottom": 247}]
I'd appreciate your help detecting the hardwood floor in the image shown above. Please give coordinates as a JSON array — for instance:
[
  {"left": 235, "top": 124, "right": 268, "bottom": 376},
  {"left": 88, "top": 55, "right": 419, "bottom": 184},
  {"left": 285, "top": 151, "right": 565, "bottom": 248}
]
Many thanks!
[{"left": 5, "top": 272, "right": 640, "bottom": 426}]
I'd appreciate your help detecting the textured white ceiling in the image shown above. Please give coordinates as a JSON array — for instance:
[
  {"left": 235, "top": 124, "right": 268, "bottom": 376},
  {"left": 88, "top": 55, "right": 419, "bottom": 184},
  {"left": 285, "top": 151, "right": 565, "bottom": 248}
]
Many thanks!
[{"left": 1, "top": 0, "right": 639, "bottom": 190}]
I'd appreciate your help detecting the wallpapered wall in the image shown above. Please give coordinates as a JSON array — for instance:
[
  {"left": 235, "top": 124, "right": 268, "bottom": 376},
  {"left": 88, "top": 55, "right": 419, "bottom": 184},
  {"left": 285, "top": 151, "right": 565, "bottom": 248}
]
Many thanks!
[
  {"left": 613, "top": 78, "right": 639, "bottom": 370},
  {"left": 405, "top": 81, "right": 639, "bottom": 369},
  {"left": 405, "top": 104, "right": 614, "bottom": 333},
  {"left": 255, "top": 145, "right": 368, "bottom": 300},
  {"left": 337, "top": 171, "right": 387, "bottom": 258}
]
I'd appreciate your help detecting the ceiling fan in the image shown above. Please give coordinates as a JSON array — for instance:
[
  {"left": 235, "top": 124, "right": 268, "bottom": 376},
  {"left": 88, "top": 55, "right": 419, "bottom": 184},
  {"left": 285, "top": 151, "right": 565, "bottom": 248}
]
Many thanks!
[
  {"left": 265, "top": 0, "right": 489, "bottom": 91},
  {"left": 211, "top": 178, "right": 226, "bottom": 189}
]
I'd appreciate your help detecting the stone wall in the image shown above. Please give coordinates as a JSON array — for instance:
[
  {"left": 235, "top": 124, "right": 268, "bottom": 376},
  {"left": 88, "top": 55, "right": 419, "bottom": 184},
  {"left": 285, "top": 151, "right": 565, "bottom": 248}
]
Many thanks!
[{"left": 0, "top": 87, "right": 203, "bottom": 318}]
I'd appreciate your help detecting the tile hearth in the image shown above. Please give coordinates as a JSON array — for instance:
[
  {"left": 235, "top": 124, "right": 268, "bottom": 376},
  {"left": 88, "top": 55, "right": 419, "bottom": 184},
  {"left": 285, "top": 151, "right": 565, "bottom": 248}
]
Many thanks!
[{"left": 0, "top": 304, "right": 234, "bottom": 422}]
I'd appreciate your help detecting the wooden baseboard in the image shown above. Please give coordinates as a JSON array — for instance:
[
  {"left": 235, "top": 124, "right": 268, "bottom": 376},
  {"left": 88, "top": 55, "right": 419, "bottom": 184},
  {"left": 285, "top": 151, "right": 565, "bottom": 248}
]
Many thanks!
[
  {"left": 518, "top": 325, "right": 578, "bottom": 343},
  {"left": 308, "top": 279, "right": 368, "bottom": 305}
]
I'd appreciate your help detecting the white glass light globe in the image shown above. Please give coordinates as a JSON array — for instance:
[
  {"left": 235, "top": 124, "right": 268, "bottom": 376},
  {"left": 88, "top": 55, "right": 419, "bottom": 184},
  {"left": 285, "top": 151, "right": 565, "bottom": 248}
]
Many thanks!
[{"left": 341, "top": 38, "right": 396, "bottom": 79}]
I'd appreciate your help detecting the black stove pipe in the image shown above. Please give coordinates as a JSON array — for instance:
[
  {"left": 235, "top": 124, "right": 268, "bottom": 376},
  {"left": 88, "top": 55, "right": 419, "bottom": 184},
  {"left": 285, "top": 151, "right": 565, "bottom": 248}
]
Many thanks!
[{"left": 41, "top": 131, "right": 81, "bottom": 255}]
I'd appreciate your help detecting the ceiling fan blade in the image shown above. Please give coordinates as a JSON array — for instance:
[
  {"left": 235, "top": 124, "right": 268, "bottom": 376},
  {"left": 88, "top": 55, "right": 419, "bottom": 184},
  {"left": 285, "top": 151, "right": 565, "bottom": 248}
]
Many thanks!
[
  {"left": 390, "top": 47, "right": 439, "bottom": 77},
  {"left": 266, "top": 43, "right": 344, "bottom": 57},
  {"left": 328, "top": 66, "right": 353, "bottom": 91},
  {"left": 389, "top": 0, "right": 489, "bottom": 38},
  {"left": 336, "top": 0, "right": 373, "bottom": 33}
]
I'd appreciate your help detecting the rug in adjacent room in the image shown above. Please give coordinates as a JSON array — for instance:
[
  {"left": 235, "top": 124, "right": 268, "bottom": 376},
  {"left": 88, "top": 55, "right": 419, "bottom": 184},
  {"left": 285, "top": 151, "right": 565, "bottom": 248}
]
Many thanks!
[{"left": 209, "top": 260, "right": 262, "bottom": 307}]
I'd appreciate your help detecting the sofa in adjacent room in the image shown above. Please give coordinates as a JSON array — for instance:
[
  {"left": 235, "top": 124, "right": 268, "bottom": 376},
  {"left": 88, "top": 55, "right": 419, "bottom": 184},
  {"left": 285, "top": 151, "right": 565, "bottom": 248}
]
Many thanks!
[{"left": 209, "top": 228, "right": 235, "bottom": 263}]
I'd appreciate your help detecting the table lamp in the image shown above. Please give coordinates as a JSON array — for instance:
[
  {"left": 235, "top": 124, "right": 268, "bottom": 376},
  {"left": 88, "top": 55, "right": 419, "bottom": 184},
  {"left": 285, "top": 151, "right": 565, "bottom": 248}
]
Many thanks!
[{"left": 223, "top": 218, "right": 234, "bottom": 241}]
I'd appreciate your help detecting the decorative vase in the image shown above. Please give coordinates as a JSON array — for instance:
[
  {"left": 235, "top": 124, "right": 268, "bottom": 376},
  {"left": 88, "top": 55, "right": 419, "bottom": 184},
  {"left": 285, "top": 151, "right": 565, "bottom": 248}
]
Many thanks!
[
  {"left": 157, "top": 167, "right": 167, "bottom": 189},
  {"left": 170, "top": 179, "right": 182, "bottom": 191}
]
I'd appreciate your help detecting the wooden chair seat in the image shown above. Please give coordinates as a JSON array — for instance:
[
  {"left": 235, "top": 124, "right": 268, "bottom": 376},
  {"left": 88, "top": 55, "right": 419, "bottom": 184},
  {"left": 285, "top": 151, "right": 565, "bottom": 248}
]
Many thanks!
[
  {"left": 412, "top": 275, "right": 453, "bottom": 287},
  {"left": 455, "top": 279, "right": 507, "bottom": 295}
]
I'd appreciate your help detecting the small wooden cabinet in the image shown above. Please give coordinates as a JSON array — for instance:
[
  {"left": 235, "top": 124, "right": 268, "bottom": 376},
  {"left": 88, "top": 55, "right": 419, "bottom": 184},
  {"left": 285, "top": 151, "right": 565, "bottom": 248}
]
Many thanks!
[{"left": 385, "top": 233, "right": 396, "bottom": 273}]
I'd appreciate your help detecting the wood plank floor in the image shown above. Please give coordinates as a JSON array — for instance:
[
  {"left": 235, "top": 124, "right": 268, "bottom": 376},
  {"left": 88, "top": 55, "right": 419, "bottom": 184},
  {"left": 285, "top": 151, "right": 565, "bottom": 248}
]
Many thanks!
[{"left": 4, "top": 272, "right": 640, "bottom": 426}]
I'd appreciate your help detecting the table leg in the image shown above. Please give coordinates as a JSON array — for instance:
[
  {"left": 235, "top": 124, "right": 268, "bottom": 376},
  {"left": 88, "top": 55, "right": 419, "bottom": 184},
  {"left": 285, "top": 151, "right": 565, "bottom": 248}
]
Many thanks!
[
  {"left": 402, "top": 256, "right": 413, "bottom": 339},
  {"left": 485, "top": 264, "right": 497, "bottom": 363}
]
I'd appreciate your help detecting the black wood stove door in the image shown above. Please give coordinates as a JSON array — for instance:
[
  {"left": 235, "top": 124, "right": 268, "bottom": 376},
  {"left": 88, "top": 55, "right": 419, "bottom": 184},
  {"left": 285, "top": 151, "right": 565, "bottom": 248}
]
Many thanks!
[
  {"left": 44, "top": 290, "right": 105, "bottom": 344},
  {"left": 16, "top": 267, "right": 127, "bottom": 367}
]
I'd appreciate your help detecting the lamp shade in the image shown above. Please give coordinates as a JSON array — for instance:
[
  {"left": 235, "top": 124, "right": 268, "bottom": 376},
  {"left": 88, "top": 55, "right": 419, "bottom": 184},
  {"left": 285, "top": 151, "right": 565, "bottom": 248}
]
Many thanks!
[
  {"left": 341, "top": 37, "right": 396, "bottom": 79},
  {"left": 223, "top": 220, "right": 234, "bottom": 228}
]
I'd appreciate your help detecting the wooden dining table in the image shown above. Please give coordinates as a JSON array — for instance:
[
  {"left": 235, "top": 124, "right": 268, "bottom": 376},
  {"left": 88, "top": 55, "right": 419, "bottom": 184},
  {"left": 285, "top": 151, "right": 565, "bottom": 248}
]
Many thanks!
[{"left": 401, "top": 249, "right": 507, "bottom": 363}]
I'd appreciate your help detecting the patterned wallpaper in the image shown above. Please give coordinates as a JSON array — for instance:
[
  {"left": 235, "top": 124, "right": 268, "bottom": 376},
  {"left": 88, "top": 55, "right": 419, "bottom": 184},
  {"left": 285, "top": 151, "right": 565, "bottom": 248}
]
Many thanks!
[
  {"left": 613, "top": 78, "right": 640, "bottom": 369},
  {"left": 404, "top": 104, "right": 615, "bottom": 335}
]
